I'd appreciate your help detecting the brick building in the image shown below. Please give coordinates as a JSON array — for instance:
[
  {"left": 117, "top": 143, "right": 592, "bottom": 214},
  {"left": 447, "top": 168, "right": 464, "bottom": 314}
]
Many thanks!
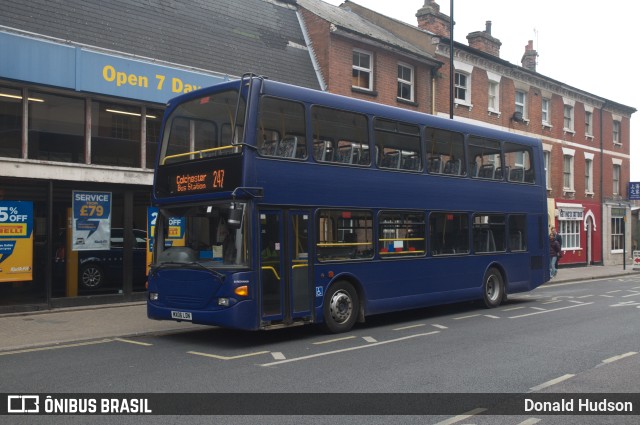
[{"left": 299, "top": 0, "right": 636, "bottom": 267}]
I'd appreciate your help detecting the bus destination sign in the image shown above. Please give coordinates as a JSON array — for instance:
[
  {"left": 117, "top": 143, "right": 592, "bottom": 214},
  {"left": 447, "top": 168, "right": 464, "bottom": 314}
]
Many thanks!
[
  {"left": 158, "top": 156, "right": 242, "bottom": 197},
  {"left": 174, "top": 170, "right": 225, "bottom": 193}
]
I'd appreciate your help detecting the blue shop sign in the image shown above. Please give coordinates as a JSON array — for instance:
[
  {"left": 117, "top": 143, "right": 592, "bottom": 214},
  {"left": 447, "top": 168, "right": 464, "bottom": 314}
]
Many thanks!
[{"left": 1, "top": 31, "right": 227, "bottom": 103}]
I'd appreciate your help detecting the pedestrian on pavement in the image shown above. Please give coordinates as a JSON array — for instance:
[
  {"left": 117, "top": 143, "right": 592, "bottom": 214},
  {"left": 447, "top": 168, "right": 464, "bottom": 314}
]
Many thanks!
[
  {"left": 551, "top": 226, "right": 562, "bottom": 248},
  {"left": 549, "top": 233, "right": 561, "bottom": 278}
]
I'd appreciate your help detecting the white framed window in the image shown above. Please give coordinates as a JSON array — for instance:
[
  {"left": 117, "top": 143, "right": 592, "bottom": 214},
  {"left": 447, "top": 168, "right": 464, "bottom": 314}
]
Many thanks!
[
  {"left": 613, "top": 163, "right": 621, "bottom": 195},
  {"left": 613, "top": 120, "right": 621, "bottom": 144},
  {"left": 563, "top": 104, "right": 574, "bottom": 132},
  {"left": 562, "top": 148, "right": 575, "bottom": 191},
  {"left": 585, "top": 158, "right": 593, "bottom": 194},
  {"left": 559, "top": 219, "right": 580, "bottom": 250},
  {"left": 544, "top": 150, "right": 551, "bottom": 189},
  {"left": 486, "top": 71, "right": 501, "bottom": 114},
  {"left": 352, "top": 49, "right": 373, "bottom": 91},
  {"left": 454, "top": 71, "right": 470, "bottom": 104},
  {"left": 611, "top": 207, "right": 625, "bottom": 252},
  {"left": 515, "top": 90, "right": 527, "bottom": 117},
  {"left": 397, "top": 63, "right": 414, "bottom": 102},
  {"left": 488, "top": 81, "right": 499, "bottom": 112},
  {"left": 585, "top": 111, "right": 593, "bottom": 137},
  {"left": 541, "top": 98, "right": 551, "bottom": 126}
]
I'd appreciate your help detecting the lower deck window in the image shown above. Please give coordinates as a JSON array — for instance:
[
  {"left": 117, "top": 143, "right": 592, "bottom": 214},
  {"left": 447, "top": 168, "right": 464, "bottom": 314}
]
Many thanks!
[
  {"left": 379, "top": 211, "right": 425, "bottom": 257},
  {"left": 429, "top": 212, "right": 469, "bottom": 255},
  {"left": 317, "top": 210, "right": 373, "bottom": 261}
]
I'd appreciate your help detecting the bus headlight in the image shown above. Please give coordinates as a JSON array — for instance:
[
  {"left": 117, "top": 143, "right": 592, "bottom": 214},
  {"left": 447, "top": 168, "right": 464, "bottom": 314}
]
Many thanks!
[
  {"left": 218, "top": 298, "right": 230, "bottom": 306},
  {"left": 149, "top": 292, "right": 159, "bottom": 301}
]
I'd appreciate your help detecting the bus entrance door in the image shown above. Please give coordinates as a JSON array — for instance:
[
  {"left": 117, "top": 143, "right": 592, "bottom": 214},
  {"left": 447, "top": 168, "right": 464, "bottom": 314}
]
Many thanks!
[{"left": 259, "top": 210, "right": 312, "bottom": 326}]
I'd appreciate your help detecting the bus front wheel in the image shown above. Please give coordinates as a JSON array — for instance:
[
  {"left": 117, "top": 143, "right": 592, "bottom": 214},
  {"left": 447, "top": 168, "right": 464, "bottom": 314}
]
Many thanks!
[
  {"left": 482, "top": 267, "right": 504, "bottom": 308},
  {"left": 323, "top": 281, "right": 359, "bottom": 333}
]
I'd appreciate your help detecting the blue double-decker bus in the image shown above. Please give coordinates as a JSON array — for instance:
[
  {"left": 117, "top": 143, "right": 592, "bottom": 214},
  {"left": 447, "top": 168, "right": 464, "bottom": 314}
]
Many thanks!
[{"left": 147, "top": 74, "right": 549, "bottom": 332}]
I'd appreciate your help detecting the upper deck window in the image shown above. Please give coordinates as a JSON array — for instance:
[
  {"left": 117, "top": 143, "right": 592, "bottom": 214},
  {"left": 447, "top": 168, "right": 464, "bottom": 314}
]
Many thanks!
[
  {"left": 257, "top": 96, "right": 307, "bottom": 159},
  {"left": 160, "top": 90, "right": 244, "bottom": 165},
  {"left": 425, "top": 127, "right": 465, "bottom": 176},
  {"left": 311, "top": 106, "right": 369, "bottom": 166},
  {"left": 374, "top": 118, "right": 421, "bottom": 171},
  {"left": 468, "top": 136, "right": 502, "bottom": 180}
]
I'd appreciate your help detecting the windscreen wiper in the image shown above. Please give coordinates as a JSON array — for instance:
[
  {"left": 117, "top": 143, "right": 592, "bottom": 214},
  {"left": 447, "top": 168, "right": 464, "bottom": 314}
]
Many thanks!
[{"left": 151, "top": 261, "right": 225, "bottom": 280}]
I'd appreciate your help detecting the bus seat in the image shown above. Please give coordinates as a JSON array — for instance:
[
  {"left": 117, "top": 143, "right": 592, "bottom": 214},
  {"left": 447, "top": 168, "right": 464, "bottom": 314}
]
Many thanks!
[
  {"left": 495, "top": 166, "right": 508, "bottom": 180},
  {"left": 427, "top": 156, "right": 441, "bottom": 173},
  {"left": 401, "top": 155, "right": 419, "bottom": 171},
  {"left": 260, "top": 140, "right": 278, "bottom": 156},
  {"left": 478, "top": 164, "right": 495, "bottom": 179},
  {"left": 444, "top": 159, "right": 461, "bottom": 175},
  {"left": 509, "top": 167, "right": 524, "bottom": 182},
  {"left": 277, "top": 137, "right": 297, "bottom": 158}
]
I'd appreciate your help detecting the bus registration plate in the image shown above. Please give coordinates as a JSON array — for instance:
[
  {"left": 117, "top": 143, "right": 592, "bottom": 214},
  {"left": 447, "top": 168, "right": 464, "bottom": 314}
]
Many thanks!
[{"left": 171, "top": 311, "right": 192, "bottom": 321}]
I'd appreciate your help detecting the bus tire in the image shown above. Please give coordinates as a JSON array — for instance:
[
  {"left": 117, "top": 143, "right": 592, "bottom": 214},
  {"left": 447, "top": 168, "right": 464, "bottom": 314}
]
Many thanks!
[
  {"left": 482, "top": 267, "right": 504, "bottom": 308},
  {"left": 323, "top": 281, "right": 359, "bottom": 333}
]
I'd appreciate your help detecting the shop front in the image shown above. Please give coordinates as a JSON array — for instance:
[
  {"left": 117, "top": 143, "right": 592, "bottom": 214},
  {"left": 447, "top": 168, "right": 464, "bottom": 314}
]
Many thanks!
[
  {"left": 554, "top": 201, "right": 602, "bottom": 266},
  {"left": 0, "top": 29, "right": 229, "bottom": 312},
  {"left": 0, "top": 177, "right": 151, "bottom": 312}
]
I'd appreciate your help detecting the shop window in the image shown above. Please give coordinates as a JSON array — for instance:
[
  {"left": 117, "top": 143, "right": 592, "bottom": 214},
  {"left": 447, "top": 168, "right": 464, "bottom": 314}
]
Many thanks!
[
  {"left": 28, "top": 91, "right": 85, "bottom": 163},
  {"left": 611, "top": 208, "right": 625, "bottom": 252},
  {"left": 145, "top": 108, "right": 163, "bottom": 168},
  {"left": 91, "top": 101, "right": 141, "bottom": 167},
  {"left": 0, "top": 86, "right": 23, "bottom": 158},
  {"left": 559, "top": 219, "right": 580, "bottom": 250}
]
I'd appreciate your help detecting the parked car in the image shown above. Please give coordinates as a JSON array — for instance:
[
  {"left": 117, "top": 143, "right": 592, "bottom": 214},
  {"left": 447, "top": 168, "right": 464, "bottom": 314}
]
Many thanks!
[{"left": 54, "top": 228, "right": 148, "bottom": 294}]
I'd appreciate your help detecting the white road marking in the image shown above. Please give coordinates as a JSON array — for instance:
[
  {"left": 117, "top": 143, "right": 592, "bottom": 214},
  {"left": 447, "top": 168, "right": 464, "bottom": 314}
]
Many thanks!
[
  {"left": 453, "top": 314, "right": 480, "bottom": 320},
  {"left": 517, "top": 419, "right": 541, "bottom": 425},
  {"left": 432, "top": 324, "right": 448, "bottom": 329},
  {"left": 271, "top": 352, "right": 286, "bottom": 360},
  {"left": 509, "top": 302, "right": 593, "bottom": 318},
  {"left": 484, "top": 315, "right": 500, "bottom": 319},
  {"left": 260, "top": 331, "right": 440, "bottom": 367},
  {"left": 114, "top": 337, "right": 153, "bottom": 346},
  {"left": 602, "top": 352, "right": 638, "bottom": 364},
  {"left": 0, "top": 339, "right": 113, "bottom": 356},
  {"left": 431, "top": 408, "right": 487, "bottom": 425},
  {"left": 393, "top": 324, "right": 426, "bottom": 331},
  {"left": 530, "top": 374, "right": 575, "bottom": 391},
  {"left": 312, "top": 336, "right": 356, "bottom": 345},
  {"left": 362, "top": 336, "right": 377, "bottom": 343},
  {"left": 188, "top": 350, "right": 270, "bottom": 360}
]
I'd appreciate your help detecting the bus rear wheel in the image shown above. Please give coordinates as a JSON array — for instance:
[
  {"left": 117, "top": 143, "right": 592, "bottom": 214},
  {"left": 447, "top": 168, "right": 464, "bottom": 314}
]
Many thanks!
[
  {"left": 482, "top": 267, "right": 504, "bottom": 308},
  {"left": 323, "top": 281, "right": 359, "bottom": 333}
]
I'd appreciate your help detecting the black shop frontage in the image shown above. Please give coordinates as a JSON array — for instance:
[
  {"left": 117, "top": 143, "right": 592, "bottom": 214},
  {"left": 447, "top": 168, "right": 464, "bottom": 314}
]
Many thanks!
[{"left": 0, "top": 176, "right": 152, "bottom": 313}]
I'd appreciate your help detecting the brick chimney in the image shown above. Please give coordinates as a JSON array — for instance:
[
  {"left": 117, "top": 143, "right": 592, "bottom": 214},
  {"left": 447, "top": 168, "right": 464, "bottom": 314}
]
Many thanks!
[
  {"left": 466, "top": 21, "right": 501, "bottom": 57},
  {"left": 521, "top": 40, "right": 538, "bottom": 72},
  {"left": 416, "top": 0, "right": 451, "bottom": 38}
]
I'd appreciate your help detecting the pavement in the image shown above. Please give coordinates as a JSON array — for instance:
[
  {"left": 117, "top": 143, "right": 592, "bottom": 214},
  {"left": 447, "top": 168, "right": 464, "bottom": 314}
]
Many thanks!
[{"left": 0, "top": 265, "right": 638, "bottom": 353}]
